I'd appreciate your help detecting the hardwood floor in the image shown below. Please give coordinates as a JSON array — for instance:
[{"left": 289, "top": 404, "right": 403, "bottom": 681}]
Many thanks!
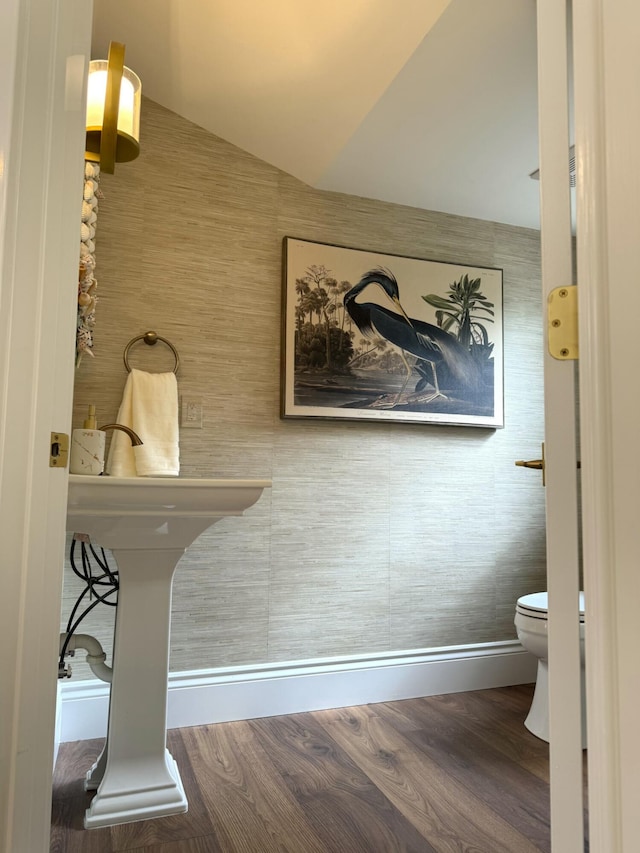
[{"left": 50, "top": 684, "right": 587, "bottom": 852}]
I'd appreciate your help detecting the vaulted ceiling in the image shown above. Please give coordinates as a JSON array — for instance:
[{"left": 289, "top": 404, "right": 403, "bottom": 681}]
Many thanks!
[{"left": 92, "top": 0, "right": 541, "bottom": 229}]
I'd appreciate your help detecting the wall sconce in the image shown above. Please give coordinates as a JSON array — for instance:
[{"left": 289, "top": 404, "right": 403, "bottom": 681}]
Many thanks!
[{"left": 85, "top": 41, "right": 141, "bottom": 175}]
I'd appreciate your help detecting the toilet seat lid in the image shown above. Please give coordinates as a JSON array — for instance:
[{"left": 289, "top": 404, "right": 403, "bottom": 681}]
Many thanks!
[{"left": 516, "top": 591, "right": 585, "bottom": 620}]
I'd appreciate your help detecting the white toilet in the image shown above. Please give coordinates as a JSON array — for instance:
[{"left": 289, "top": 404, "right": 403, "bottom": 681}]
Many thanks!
[{"left": 514, "top": 591, "right": 586, "bottom": 748}]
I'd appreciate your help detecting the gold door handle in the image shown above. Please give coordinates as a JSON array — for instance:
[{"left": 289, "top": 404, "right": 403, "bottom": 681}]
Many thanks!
[{"left": 515, "top": 442, "right": 546, "bottom": 486}]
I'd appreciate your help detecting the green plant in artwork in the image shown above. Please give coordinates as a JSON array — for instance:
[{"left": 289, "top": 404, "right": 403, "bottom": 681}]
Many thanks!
[{"left": 421, "top": 274, "right": 495, "bottom": 352}]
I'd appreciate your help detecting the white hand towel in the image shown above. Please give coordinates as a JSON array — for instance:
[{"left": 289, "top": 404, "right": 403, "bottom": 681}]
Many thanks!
[{"left": 106, "top": 368, "right": 180, "bottom": 477}]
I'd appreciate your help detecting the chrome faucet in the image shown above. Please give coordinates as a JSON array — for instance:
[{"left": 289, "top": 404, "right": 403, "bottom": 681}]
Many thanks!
[{"left": 99, "top": 423, "right": 144, "bottom": 446}]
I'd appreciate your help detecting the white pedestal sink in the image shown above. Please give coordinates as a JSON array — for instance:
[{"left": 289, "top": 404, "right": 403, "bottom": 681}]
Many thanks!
[{"left": 66, "top": 474, "right": 270, "bottom": 829}]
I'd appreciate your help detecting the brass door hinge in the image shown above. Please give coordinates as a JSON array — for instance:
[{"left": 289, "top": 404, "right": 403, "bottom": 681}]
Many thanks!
[
  {"left": 50, "top": 432, "right": 69, "bottom": 468},
  {"left": 548, "top": 285, "right": 578, "bottom": 360}
]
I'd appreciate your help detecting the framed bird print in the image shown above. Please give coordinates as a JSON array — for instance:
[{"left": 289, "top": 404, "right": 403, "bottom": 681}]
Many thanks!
[{"left": 281, "top": 237, "right": 504, "bottom": 428}]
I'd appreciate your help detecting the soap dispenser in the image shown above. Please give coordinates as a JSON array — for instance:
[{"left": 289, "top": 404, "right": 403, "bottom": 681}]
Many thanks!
[{"left": 69, "top": 405, "right": 106, "bottom": 475}]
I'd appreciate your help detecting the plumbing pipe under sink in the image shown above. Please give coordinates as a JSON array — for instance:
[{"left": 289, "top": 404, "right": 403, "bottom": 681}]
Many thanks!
[{"left": 59, "top": 632, "right": 112, "bottom": 683}]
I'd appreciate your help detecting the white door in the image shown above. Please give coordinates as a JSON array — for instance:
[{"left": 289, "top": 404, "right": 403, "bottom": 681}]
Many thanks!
[
  {"left": 536, "top": 2, "right": 585, "bottom": 851},
  {"left": 0, "top": 1, "right": 92, "bottom": 851}
]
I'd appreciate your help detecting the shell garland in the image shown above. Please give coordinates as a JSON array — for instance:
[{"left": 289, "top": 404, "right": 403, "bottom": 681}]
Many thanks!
[{"left": 77, "top": 161, "right": 102, "bottom": 363}]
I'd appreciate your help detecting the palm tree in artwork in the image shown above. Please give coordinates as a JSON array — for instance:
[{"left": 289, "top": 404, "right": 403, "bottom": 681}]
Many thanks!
[{"left": 421, "top": 274, "right": 495, "bottom": 351}]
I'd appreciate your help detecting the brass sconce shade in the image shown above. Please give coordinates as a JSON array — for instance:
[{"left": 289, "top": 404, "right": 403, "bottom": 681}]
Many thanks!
[{"left": 85, "top": 41, "right": 141, "bottom": 174}]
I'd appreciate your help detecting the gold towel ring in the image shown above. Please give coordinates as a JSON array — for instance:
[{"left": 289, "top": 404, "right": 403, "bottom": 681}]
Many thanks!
[{"left": 123, "top": 331, "right": 180, "bottom": 374}]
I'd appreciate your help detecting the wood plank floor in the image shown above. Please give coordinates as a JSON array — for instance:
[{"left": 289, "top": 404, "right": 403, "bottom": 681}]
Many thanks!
[{"left": 51, "top": 684, "right": 588, "bottom": 853}]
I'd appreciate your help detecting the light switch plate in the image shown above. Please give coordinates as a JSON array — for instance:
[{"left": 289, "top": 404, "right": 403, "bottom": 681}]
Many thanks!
[{"left": 180, "top": 396, "right": 203, "bottom": 428}]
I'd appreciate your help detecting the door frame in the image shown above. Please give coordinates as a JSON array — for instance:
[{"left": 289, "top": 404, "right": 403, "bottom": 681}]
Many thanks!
[
  {"left": 574, "top": 0, "right": 640, "bottom": 849},
  {"left": 0, "top": 0, "right": 92, "bottom": 850}
]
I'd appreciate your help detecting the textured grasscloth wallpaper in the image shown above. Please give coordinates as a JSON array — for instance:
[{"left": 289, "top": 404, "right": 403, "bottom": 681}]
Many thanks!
[{"left": 63, "top": 97, "right": 546, "bottom": 680}]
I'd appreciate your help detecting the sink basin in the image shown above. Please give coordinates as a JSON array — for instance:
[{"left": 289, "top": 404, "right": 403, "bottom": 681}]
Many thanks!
[
  {"left": 64, "top": 473, "right": 271, "bottom": 829},
  {"left": 67, "top": 474, "right": 271, "bottom": 550}
]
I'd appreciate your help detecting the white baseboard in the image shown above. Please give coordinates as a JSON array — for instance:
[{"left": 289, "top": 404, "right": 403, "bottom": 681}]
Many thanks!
[
  {"left": 54, "top": 681, "right": 62, "bottom": 768},
  {"left": 59, "top": 640, "right": 537, "bottom": 743}
]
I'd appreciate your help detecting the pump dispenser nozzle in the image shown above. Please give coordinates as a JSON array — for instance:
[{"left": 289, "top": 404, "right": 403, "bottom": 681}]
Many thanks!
[{"left": 83, "top": 404, "right": 97, "bottom": 430}]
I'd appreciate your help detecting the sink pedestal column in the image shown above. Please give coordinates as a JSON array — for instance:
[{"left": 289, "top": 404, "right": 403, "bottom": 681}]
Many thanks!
[
  {"left": 65, "top": 475, "right": 271, "bottom": 829},
  {"left": 84, "top": 548, "right": 187, "bottom": 829}
]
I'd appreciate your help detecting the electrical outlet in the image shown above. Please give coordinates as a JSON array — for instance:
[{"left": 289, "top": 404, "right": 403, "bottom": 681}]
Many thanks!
[{"left": 180, "top": 396, "right": 203, "bottom": 429}]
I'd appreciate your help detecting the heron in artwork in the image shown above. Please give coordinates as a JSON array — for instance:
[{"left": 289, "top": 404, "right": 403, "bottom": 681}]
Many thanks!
[{"left": 343, "top": 268, "right": 480, "bottom": 408}]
